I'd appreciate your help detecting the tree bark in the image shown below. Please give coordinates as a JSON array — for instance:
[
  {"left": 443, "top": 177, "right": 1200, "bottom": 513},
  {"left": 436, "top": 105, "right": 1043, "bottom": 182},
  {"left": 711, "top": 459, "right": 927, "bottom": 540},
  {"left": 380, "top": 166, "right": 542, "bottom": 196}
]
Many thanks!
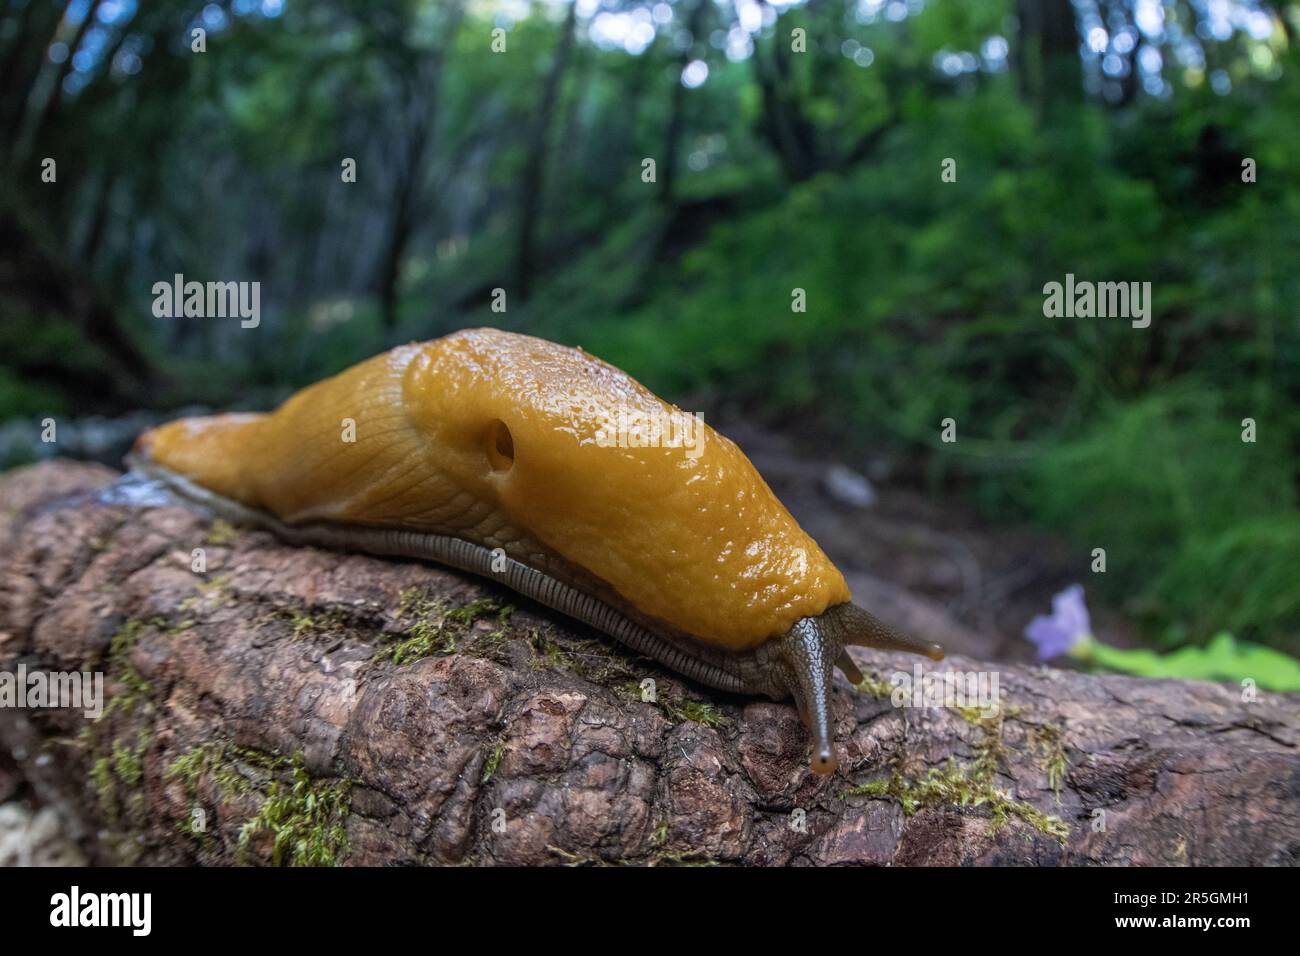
[{"left": 1, "top": 461, "right": 1297, "bottom": 866}]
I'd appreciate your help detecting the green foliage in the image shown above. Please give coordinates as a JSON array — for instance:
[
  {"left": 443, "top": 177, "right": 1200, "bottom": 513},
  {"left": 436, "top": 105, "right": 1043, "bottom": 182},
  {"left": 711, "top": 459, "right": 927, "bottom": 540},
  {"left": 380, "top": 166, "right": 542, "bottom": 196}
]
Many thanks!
[
  {"left": 1030, "top": 391, "right": 1300, "bottom": 646},
  {"left": 1080, "top": 633, "right": 1300, "bottom": 692}
]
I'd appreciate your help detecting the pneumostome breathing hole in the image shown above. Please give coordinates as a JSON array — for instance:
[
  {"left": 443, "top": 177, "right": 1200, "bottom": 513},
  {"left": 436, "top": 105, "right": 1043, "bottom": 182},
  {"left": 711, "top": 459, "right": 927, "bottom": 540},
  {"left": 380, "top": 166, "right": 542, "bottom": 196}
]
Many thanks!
[{"left": 487, "top": 419, "right": 515, "bottom": 472}]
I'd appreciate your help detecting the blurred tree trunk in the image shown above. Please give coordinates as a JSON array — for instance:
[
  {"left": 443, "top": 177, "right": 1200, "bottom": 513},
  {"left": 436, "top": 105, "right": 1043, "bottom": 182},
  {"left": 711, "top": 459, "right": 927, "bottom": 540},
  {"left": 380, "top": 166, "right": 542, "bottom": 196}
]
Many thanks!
[
  {"left": 1015, "top": 0, "right": 1083, "bottom": 110},
  {"left": 752, "top": 5, "right": 819, "bottom": 183},
  {"left": 375, "top": 130, "right": 423, "bottom": 331},
  {"left": 78, "top": 172, "right": 113, "bottom": 267},
  {"left": 661, "top": 0, "right": 709, "bottom": 205},
  {"left": 515, "top": 0, "right": 578, "bottom": 301},
  {"left": 0, "top": 0, "right": 66, "bottom": 153},
  {"left": 374, "top": 1, "right": 465, "bottom": 330},
  {"left": 623, "top": 39, "right": 654, "bottom": 162},
  {"left": 0, "top": 203, "right": 156, "bottom": 404},
  {"left": 21, "top": 0, "right": 105, "bottom": 161}
]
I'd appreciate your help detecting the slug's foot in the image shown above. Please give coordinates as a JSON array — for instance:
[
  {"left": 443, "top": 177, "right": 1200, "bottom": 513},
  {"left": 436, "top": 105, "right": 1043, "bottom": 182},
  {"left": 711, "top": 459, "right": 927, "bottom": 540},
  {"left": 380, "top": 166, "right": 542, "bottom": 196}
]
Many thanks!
[{"left": 777, "top": 602, "right": 945, "bottom": 775}]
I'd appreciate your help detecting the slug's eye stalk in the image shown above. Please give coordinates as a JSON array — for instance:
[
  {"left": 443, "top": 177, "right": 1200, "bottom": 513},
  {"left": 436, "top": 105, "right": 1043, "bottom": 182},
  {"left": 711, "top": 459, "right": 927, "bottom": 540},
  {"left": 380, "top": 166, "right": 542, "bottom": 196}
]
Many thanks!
[
  {"left": 834, "top": 603, "right": 945, "bottom": 662},
  {"left": 778, "top": 603, "right": 944, "bottom": 775}
]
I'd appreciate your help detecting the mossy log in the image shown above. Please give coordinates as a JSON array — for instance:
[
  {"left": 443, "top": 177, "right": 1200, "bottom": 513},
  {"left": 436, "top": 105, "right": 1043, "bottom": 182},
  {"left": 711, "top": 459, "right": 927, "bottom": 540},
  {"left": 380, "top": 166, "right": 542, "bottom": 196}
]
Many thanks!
[{"left": 1, "top": 460, "right": 1297, "bottom": 866}]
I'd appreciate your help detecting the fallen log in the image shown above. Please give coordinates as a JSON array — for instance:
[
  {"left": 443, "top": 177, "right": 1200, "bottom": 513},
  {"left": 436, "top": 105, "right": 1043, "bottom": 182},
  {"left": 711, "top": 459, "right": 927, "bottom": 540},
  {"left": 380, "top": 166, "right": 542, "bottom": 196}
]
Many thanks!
[{"left": 0, "top": 460, "right": 1296, "bottom": 865}]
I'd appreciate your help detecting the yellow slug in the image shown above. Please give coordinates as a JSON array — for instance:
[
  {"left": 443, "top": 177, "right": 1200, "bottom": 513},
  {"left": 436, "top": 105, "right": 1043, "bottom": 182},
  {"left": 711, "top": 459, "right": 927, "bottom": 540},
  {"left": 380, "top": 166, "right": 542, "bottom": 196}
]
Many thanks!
[{"left": 130, "top": 328, "right": 942, "bottom": 773}]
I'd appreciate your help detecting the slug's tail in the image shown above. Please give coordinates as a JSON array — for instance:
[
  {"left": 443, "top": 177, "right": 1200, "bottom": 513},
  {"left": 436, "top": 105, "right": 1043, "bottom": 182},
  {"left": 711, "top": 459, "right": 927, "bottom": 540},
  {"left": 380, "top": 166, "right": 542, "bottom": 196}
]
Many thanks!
[{"left": 128, "top": 413, "right": 267, "bottom": 505}]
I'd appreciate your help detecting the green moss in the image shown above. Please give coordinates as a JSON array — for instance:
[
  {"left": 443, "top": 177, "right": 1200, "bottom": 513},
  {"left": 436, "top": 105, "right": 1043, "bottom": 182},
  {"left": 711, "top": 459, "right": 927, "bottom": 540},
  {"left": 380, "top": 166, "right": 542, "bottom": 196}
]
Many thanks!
[
  {"left": 179, "top": 573, "right": 232, "bottom": 614},
  {"left": 1032, "top": 724, "right": 1069, "bottom": 803},
  {"left": 527, "top": 629, "right": 574, "bottom": 671},
  {"left": 854, "top": 672, "right": 897, "bottom": 701},
  {"left": 111, "top": 733, "right": 148, "bottom": 786},
  {"left": 447, "top": 597, "right": 513, "bottom": 629},
  {"left": 288, "top": 610, "right": 315, "bottom": 640},
  {"left": 660, "top": 696, "right": 731, "bottom": 730},
  {"left": 98, "top": 618, "right": 156, "bottom": 718},
  {"left": 82, "top": 618, "right": 162, "bottom": 833},
  {"left": 107, "top": 618, "right": 146, "bottom": 660},
  {"left": 955, "top": 702, "right": 1022, "bottom": 725},
  {"left": 90, "top": 729, "right": 153, "bottom": 822},
  {"left": 236, "top": 752, "right": 351, "bottom": 867},
  {"left": 480, "top": 736, "right": 506, "bottom": 784},
  {"left": 166, "top": 742, "right": 284, "bottom": 801},
  {"left": 650, "top": 820, "right": 670, "bottom": 847},
  {"left": 198, "top": 573, "right": 232, "bottom": 592},
  {"left": 204, "top": 520, "right": 239, "bottom": 546},
  {"left": 527, "top": 628, "right": 639, "bottom": 685},
  {"left": 177, "top": 811, "right": 214, "bottom": 848},
  {"left": 840, "top": 708, "right": 1069, "bottom": 844},
  {"left": 621, "top": 679, "right": 732, "bottom": 729},
  {"left": 387, "top": 596, "right": 454, "bottom": 663},
  {"left": 378, "top": 592, "right": 515, "bottom": 665},
  {"left": 281, "top": 607, "right": 350, "bottom": 641},
  {"left": 167, "top": 742, "right": 237, "bottom": 797},
  {"left": 168, "top": 743, "right": 353, "bottom": 866},
  {"left": 89, "top": 756, "right": 117, "bottom": 819}
]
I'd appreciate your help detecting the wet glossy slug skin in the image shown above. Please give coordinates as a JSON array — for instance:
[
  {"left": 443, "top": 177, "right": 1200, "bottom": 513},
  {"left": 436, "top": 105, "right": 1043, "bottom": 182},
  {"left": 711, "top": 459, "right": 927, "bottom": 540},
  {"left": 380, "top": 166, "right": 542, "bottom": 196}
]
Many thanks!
[{"left": 138, "top": 328, "right": 851, "bottom": 650}]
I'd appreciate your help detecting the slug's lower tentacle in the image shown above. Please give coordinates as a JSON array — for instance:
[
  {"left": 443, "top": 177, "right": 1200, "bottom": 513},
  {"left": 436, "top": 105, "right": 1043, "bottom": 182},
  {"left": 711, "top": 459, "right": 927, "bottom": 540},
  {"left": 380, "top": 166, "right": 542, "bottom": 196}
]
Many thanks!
[{"left": 835, "top": 649, "right": 864, "bottom": 686}]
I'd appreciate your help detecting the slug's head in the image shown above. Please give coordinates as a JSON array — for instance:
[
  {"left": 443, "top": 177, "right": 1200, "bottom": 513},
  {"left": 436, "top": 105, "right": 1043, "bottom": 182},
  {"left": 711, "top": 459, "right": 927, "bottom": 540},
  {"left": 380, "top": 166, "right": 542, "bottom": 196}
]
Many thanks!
[{"left": 773, "top": 603, "right": 944, "bottom": 776}]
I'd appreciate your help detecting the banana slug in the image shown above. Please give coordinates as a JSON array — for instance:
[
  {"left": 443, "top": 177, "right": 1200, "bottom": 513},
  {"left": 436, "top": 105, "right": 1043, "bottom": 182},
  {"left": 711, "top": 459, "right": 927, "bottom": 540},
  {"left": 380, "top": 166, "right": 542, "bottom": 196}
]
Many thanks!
[{"left": 128, "top": 328, "right": 942, "bottom": 773}]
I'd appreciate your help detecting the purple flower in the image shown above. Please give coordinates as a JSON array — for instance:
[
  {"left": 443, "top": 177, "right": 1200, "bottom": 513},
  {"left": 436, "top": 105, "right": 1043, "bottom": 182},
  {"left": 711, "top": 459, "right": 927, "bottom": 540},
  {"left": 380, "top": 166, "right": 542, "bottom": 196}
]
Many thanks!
[{"left": 1025, "top": 584, "right": 1091, "bottom": 661}]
